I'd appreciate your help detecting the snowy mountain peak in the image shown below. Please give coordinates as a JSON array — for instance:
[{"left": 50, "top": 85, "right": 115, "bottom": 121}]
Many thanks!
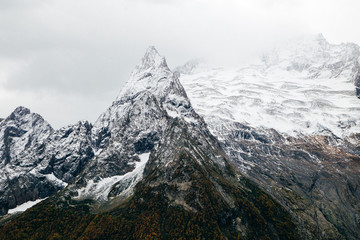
[
  {"left": 316, "top": 33, "right": 327, "bottom": 42},
  {"left": 117, "top": 47, "right": 183, "bottom": 101},
  {"left": 96, "top": 47, "right": 200, "bottom": 146},
  {"left": 2, "top": 106, "right": 52, "bottom": 134},
  {"left": 8, "top": 106, "right": 31, "bottom": 120},
  {"left": 143, "top": 46, "right": 165, "bottom": 64},
  {"left": 130, "top": 46, "right": 169, "bottom": 78}
]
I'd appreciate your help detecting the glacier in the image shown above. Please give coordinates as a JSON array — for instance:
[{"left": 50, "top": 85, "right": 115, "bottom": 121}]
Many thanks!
[{"left": 179, "top": 34, "right": 360, "bottom": 137}]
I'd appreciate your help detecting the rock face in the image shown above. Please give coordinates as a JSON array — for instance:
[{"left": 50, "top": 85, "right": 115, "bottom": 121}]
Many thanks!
[
  {"left": 0, "top": 108, "right": 95, "bottom": 215},
  {"left": 208, "top": 121, "right": 360, "bottom": 239},
  {"left": 39, "top": 120, "right": 94, "bottom": 183},
  {"left": 0, "top": 47, "right": 300, "bottom": 239},
  {"left": 180, "top": 35, "right": 360, "bottom": 239},
  {"left": 0, "top": 106, "right": 54, "bottom": 215}
]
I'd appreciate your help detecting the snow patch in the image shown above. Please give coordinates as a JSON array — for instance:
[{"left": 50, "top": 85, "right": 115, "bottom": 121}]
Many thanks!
[
  {"left": 8, "top": 198, "right": 46, "bottom": 214},
  {"left": 95, "top": 149, "right": 102, "bottom": 156},
  {"left": 45, "top": 173, "right": 68, "bottom": 187},
  {"left": 76, "top": 152, "right": 151, "bottom": 201},
  {"left": 166, "top": 109, "right": 180, "bottom": 118}
]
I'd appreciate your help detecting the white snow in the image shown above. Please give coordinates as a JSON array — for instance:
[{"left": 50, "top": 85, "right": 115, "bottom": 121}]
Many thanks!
[
  {"left": 166, "top": 109, "right": 180, "bottom": 118},
  {"left": 7, "top": 198, "right": 45, "bottom": 214},
  {"left": 45, "top": 173, "right": 68, "bottom": 187},
  {"left": 117, "top": 46, "right": 172, "bottom": 101},
  {"left": 76, "top": 152, "right": 151, "bottom": 201},
  {"left": 180, "top": 35, "right": 360, "bottom": 137},
  {"left": 95, "top": 149, "right": 102, "bottom": 156}
]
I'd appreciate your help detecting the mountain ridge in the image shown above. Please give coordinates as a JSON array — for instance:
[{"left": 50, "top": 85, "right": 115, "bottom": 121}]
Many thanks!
[
  {"left": 0, "top": 40, "right": 359, "bottom": 239},
  {"left": 0, "top": 47, "right": 301, "bottom": 240}
]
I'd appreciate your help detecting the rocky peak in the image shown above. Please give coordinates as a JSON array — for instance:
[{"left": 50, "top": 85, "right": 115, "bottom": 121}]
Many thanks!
[
  {"left": 117, "top": 46, "right": 183, "bottom": 101},
  {"left": 314, "top": 33, "right": 328, "bottom": 47},
  {"left": 0, "top": 106, "right": 53, "bottom": 166},
  {"left": 8, "top": 106, "right": 31, "bottom": 120},
  {"left": 94, "top": 47, "right": 199, "bottom": 143},
  {"left": 2, "top": 106, "right": 52, "bottom": 133},
  {"left": 73, "top": 47, "right": 205, "bottom": 202},
  {"left": 132, "top": 46, "right": 169, "bottom": 75}
]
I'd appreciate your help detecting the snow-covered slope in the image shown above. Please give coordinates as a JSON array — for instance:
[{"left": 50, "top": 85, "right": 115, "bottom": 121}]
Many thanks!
[{"left": 180, "top": 34, "right": 360, "bottom": 137}]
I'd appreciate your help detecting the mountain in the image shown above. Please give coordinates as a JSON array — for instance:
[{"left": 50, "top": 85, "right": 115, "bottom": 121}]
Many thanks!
[
  {"left": 0, "top": 47, "right": 300, "bottom": 239},
  {"left": 0, "top": 106, "right": 55, "bottom": 215},
  {"left": 179, "top": 34, "right": 360, "bottom": 239},
  {"left": 0, "top": 106, "right": 94, "bottom": 216},
  {"left": 1, "top": 36, "right": 359, "bottom": 239}
]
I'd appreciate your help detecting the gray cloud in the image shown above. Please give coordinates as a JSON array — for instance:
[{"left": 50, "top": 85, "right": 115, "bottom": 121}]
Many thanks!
[{"left": 0, "top": 0, "right": 359, "bottom": 128}]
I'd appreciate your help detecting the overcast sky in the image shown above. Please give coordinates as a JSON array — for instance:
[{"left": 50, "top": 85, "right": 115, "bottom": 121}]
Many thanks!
[{"left": 0, "top": 0, "right": 359, "bottom": 128}]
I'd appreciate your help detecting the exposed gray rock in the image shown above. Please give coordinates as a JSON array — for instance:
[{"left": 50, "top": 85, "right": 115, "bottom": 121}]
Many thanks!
[
  {"left": 213, "top": 121, "right": 360, "bottom": 239},
  {"left": 0, "top": 109, "right": 95, "bottom": 215}
]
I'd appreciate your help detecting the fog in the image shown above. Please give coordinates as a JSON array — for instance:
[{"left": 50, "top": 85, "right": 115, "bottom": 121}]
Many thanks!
[{"left": 0, "top": 0, "right": 359, "bottom": 128}]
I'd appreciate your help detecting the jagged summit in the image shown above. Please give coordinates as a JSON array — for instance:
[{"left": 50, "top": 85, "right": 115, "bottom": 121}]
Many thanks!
[
  {"left": 12, "top": 106, "right": 30, "bottom": 115},
  {"left": 139, "top": 46, "right": 168, "bottom": 69},
  {"left": 7, "top": 106, "right": 31, "bottom": 120},
  {"left": 0, "top": 105, "right": 95, "bottom": 215},
  {"left": 116, "top": 47, "right": 187, "bottom": 105},
  {"left": 4, "top": 106, "right": 52, "bottom": 134},
  {"left": 130, "top": 46, "right": 170, "bottom": 78},
  {"left": 83, "top": 46, "right": 202, "bottom": 199},
  {"left": 315, "top": 33, "right": 327, "bottom": 42}
]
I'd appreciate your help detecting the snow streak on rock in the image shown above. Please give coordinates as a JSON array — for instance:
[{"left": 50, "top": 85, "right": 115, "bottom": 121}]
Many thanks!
[{"left": 76, "top": 152, "right": 150, "bottom": 201}]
